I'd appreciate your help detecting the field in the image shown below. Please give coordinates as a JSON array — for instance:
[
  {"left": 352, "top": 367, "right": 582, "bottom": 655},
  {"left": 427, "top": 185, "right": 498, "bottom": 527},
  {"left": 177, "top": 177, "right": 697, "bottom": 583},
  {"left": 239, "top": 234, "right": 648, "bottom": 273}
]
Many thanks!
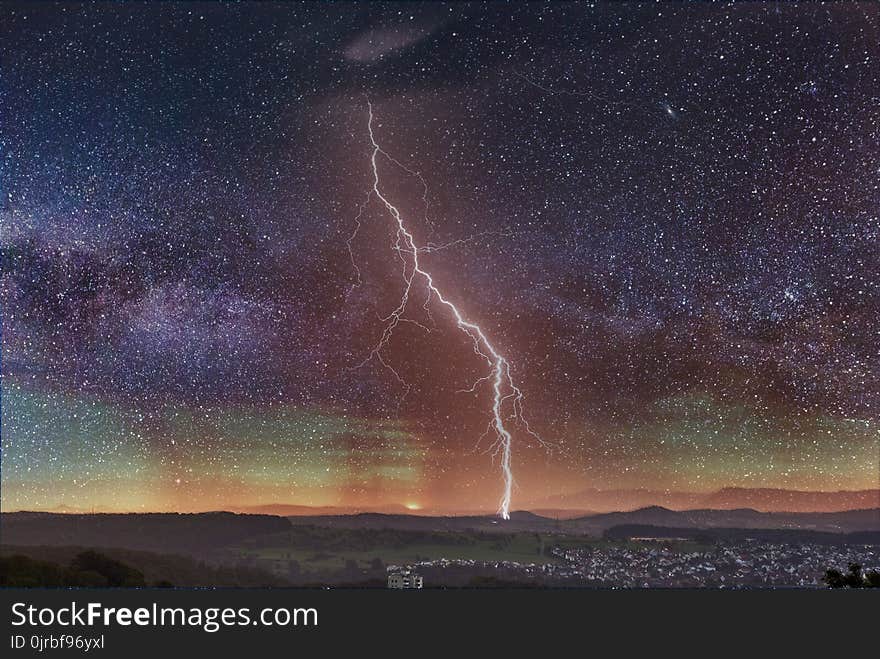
[{"left": 224, "top": 526, "right": 711, "bottom": 572}]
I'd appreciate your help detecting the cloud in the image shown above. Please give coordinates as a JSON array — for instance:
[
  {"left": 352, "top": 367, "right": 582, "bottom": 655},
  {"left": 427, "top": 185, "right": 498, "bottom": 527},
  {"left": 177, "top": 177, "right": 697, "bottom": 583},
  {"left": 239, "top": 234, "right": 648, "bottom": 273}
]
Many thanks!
[{"left": 342, "top": 19, "right": 443, "bottom": 63}]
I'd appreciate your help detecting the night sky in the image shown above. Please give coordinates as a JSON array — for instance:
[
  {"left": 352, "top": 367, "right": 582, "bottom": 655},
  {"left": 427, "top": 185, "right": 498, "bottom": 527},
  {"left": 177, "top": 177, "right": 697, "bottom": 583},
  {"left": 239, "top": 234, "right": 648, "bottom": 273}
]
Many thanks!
[{"left": 1, "top": 2, "right": 878, "bottom": 514}]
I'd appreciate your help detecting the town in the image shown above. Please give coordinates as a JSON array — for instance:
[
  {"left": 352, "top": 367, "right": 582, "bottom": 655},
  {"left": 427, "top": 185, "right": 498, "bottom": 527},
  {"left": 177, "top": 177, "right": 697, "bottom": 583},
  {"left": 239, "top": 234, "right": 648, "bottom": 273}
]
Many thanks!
[{"left": 388, "top": 540, "right": 880, "bottom": 588}]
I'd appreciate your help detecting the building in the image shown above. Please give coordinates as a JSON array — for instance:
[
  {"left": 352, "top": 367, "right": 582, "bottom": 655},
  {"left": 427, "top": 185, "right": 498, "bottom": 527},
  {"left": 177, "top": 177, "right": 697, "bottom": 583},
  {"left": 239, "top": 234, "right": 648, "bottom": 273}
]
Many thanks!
[{"left": 387, "top": 570, "right": 423, "bottom": 589}]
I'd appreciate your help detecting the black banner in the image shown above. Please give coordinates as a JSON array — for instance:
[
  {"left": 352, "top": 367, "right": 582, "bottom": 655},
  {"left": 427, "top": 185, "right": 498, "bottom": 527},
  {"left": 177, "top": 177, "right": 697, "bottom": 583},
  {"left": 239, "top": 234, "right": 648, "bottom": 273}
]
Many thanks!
[{"left": 0, "top": 588, "right": 876, "bottom": 656}]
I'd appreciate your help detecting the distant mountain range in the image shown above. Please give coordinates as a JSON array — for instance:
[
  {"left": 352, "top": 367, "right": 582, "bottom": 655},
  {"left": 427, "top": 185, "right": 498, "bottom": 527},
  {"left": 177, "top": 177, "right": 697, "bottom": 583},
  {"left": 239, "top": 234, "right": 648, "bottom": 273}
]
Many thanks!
[
  {"left": 530, "top": 487, "right": 879, "bottom": 513},
  {"left": 284, "top": 507, "right": 880, "bottom": 535},
  {"left": 8, "top": 488, "right": 878, "bottom": 519},
  {"left": 1, "top": 507, "right": 877, "bottom": 557},
  {"left": 13, "top": 488, "right": 877, "bottom": 518},
  {"left": 578, "top": 506, "right": 879, "bottom": 534},
  {"left": 225, "top": 503, "right": 419, "bottom": 517},
  {"left": 221, "top": 488, "right": 878, "bottom": 518},
  {"left": 226, "top": 503, "right": 596, "bottom": 518}
]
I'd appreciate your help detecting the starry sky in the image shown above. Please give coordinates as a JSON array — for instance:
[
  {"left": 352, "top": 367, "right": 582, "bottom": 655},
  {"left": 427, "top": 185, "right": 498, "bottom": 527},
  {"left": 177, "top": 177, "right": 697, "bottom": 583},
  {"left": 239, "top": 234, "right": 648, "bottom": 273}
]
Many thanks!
[{"left": 1, "top": 2, "right": 878, "bottom": 514}]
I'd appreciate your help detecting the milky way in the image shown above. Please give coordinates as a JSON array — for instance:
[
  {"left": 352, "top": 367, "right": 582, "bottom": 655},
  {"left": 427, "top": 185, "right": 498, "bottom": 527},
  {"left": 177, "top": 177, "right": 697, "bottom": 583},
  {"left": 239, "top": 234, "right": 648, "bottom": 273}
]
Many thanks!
[{"left": 1, "top": 3, "right": 878, "bottom": 513}]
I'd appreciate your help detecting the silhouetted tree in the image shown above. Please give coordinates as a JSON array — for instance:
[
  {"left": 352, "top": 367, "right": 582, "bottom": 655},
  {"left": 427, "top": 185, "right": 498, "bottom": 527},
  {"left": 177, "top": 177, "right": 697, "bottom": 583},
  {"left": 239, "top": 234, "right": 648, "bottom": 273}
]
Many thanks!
[
  {"left": 844, "top": 563, "right": 864, "bottom": 588},
  {"left": 824, "top": 563, "right": 880, "bottom": 589},
  {"left": 70, "top": 551, "right": 145, "bottom": 587},
  {"left": 0, "top": 555, "right": 69, "bottom": 587},
  {"left": 824, "top": 568, "right": 845, "bottom": 588}
]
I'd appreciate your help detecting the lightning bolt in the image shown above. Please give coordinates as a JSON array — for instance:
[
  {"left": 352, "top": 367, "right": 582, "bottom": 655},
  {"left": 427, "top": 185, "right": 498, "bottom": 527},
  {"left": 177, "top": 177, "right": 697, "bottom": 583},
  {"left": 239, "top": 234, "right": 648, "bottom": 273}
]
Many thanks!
[{"left": 351, "top": 100, "right": 545, "bottom": 519}]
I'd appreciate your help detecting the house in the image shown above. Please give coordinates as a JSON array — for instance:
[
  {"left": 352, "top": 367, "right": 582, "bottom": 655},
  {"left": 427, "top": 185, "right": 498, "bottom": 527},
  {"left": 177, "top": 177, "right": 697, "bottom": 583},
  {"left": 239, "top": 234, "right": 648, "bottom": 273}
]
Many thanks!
[{"left": 387, "top": 570, "right": 423, "bottom": 589}]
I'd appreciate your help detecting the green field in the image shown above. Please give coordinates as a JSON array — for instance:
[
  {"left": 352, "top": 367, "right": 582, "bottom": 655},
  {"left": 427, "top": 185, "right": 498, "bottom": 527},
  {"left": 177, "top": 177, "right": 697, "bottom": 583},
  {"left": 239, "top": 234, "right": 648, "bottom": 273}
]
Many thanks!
[
  {"left": 239, "top": 536, "right": 551, "bottom": 570},
  {"left": 226, "top": 527, "right": 712, "bottom": 572}
]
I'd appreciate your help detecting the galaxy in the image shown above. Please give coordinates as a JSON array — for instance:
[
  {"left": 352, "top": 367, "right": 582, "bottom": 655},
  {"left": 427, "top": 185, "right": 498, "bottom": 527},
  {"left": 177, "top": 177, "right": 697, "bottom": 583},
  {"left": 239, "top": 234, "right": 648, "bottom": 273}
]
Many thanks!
[{"left": 1, "top": 2, "right": 878, "bottom": 514}]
